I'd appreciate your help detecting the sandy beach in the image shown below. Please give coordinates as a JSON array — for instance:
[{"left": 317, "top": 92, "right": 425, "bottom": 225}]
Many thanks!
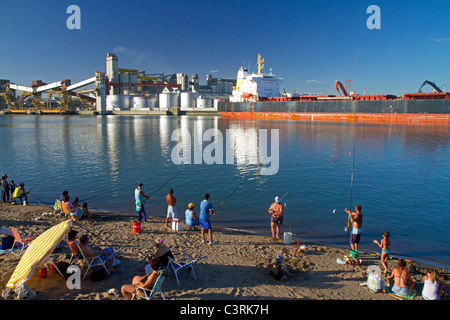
[{"left": 0, "top": 203, "right": 448, "bottom": 303}]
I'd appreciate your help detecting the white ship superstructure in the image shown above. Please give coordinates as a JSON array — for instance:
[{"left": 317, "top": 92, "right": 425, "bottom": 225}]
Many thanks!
[{"left": 230, "top": 54, "right": 282, "bottom": 102}]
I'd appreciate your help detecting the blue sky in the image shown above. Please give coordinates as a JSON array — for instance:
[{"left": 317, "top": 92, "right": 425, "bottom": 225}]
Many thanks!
[{"left": 1, "top": 0, "right": 449, "bottom": 95}]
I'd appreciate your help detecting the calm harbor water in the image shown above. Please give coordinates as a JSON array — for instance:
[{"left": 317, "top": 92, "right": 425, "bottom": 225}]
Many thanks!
[{"left": 0, "top": 115, "right": 449, "bottom": 269}]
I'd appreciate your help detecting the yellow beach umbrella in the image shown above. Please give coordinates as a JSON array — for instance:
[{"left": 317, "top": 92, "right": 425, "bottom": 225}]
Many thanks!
[{"left": 6, "top": 219, "right": 72, "bottom": 289}]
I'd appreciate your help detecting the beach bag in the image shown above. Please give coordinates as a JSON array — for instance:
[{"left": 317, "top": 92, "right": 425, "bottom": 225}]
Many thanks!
[
  {"left": 0, "top": 236, "right": 14, "bottom": 250},
  {"left": 90, "top": 269, "right": 109, "bottom": 282},
  {"left": 366, "top": 266, "right": 382, "bottom": 292},
  {"left": 16, "top": 283, "right": 36, "bottom": 300}
]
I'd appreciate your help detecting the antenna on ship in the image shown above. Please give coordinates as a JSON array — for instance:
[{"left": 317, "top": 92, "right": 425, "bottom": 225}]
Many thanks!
[{"left": 257, "top": 53, "right": 265, "bottom": 75}]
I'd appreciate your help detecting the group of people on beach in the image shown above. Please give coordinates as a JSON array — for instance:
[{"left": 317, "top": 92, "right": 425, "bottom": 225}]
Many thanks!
[
  {"left": 134, "top": 183, "right": 217, "bottom": 245},
  {"left": 1, "top": 174, "right": 28, "bottom": 205},
  {"left": 1, "top": 174, "right": 445, "bottom": 300},
  {"left": 59, "top": 190, "right": 92, "bottom": 220},
  {"left": 345, "top": 204, "right": 446, "bottom": 299}
]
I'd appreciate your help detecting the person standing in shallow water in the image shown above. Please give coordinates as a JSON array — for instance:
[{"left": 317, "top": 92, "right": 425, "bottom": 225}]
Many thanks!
[
  {"left": 268, "top": 196, "right": 284, "bottom": 240},
  {"left": 135, "top": 183, "right": 150, "bottom": 222},
  {"left": 345, "top": 204, "right": 363, "bottom": 251}
]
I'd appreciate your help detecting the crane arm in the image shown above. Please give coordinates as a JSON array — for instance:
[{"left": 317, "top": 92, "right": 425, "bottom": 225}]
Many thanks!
[
  {"left": 334, "top": 80, "right": 348, "bottom": 96},
  {"left": 418, "top": 80, "right": 442, "bottom": 93}
]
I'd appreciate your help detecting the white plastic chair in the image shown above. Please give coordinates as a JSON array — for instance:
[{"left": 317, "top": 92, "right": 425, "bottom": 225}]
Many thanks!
[
  {"left": 167, "top": 254, "right": 207, "bottom": 286},
  {"left": 75, "top": 242, "right": 110, "bottom": 280}
]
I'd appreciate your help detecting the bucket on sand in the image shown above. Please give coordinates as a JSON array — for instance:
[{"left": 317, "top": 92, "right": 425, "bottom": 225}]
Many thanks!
[
  {"left": 133, "top": 222, "right": 141, "bottom": 233},
  {"left": 283, "top": 232, "right": 292, "bottom": 244}
]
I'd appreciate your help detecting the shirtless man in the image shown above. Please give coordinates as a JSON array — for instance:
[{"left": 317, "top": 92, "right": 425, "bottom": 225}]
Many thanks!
[
  {"left": 344, "top": 205, "right": 363, "bottom": 251},
  {"left": 268, "top": 196, "right": 284, "bottom": 240},
  {"left": 165, "top": 189, "right": 177, "bottom": 228}
]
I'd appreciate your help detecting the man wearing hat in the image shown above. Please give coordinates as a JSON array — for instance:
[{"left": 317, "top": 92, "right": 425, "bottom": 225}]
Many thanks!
[
  {"left": 135, "top": 183, "right": 150, "bottom": 222},
  {"left": 268, "top": 196, "right": 284, "bottom": 240},
  {"left": 1, "top": 174, "right": 9, "bottom": 204},
  {"left": 185, "top": 202, "right": 200, "bottom": 229}
]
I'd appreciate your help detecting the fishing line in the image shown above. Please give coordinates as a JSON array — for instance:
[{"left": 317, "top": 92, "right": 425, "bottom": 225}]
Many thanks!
[
  {"left": 80, "top": 188, "right": 112, "bottom": 202},
  {"left": 149, "top": 171, "right": 183, "bottom": 197},
  {"left": 215, "top": 170, "right": 254, "bottom": 213},
  {"left": 346, "top": 127, "right": 356, "bottom": 241},
  {"left": 27, "top": 177, "right": 46, "bottom": 193}
]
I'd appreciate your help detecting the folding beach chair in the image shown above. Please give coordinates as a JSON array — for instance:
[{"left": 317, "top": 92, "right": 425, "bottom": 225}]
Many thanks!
[
  {"left": 61, "top": 202, "right": 75, "bottom": 218},
  {"left": 167, "top": 254, "right": 207, "bottom": 286},
  {"left": 131, "top": 274, "right": 166, "bottom": 300},
  {"left": 67, "top": 240, "right": 82, "bottom": 264},
  {"left": 9, "top": 228, "right": 33, "bottom": 256},
  {"left": 75, "top": 242, "right": 110, "bottom": 280}
]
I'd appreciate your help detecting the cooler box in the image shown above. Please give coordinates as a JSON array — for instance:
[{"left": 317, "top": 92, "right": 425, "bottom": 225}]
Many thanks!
[{"left": 172, "top": 219, "right": 183, "bottom": 231}]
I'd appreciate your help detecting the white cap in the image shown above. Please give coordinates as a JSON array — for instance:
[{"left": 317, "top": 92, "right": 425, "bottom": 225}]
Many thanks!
[{"left": 275, "top": 196, "right": 280, "bottom": 203}]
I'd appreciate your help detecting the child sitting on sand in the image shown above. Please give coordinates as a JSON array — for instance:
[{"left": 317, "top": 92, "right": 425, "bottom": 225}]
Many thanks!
[{"left": 373, "top": 231, "right": 390, "bottom": 274}]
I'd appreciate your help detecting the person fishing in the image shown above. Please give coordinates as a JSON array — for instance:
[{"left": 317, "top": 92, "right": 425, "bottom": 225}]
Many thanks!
[
  {"left": 199, "top": 193, "right": 216, "bottom": 245},
  {"left": 12, "top": 183, "right": 28, "bottom": 206},
  {"left": 165, "top": 189, "right": 177, "bottom": 228},
  {"left": 344, "top": 204, "right": 363, "bottom": 252},
  {"left": 135, "top": 183, "right": 150, "bottom": 222},
  {"left": 268, "top": 196, "right": 284, "bottom": 240}
]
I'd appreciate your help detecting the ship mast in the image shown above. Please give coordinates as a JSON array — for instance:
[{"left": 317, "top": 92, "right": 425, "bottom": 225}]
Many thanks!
[{"left": 257, "top": 54, "right": 264, "bottom": 75}]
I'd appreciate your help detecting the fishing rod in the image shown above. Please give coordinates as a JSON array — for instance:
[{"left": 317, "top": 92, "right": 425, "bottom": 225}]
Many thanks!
[
  {"left": 278, "top": 192, "right": 288, "bottom": 203},
  {"left": 27, "top": 177, "right": 46, "bottom": 193},
  {"left": 148, "top": 171, "right": 183, "bottom": 197},
  {"left": 346, "top": 129, "right": 356, "bottom": 241},
  {"left": 215, "top": 171, "right": 253, "bottom": 213}
]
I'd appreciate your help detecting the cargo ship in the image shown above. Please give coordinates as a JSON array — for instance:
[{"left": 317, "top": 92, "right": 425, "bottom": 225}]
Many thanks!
[{"left": 218, "top": 55, "right": 450, "bottom": 123}]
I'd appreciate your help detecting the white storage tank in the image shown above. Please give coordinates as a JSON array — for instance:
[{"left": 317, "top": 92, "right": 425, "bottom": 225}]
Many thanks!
[
  {"left": 159, "top": 92, "right": 180, "bottom": 110},
  {"left": 180, "top": 92, "right": 199, "bottom": 109},
  {"left": 147, "top": 97, "right": 159, "bottom": 109},
  {"left": 107, "top": 95, "right": 132, "bottom": 110},
  {"left": 196, "top": 96, "right": 213, "bottom": 109},
  {"left": 133, "top": 96, "right": 147, "bottom": 109}
]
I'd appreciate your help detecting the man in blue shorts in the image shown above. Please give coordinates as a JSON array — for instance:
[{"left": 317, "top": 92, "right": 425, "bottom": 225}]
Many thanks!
[
  {"left": 199, "top": 193, "right": 216, "bottom": 245},
  {"left": 345, "top": 204, "right": 363, "bottom": 251},
  {"left": 135, "top": 183, "right": 150, "bottom": 222}
]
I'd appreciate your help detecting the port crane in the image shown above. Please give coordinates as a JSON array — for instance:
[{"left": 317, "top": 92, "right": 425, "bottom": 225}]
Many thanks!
[
  {"left": 418, "top": 80, "right": 443, "bottom": 93},
  {"left": 335, "top": 79, "right": 351, "bottom": 96}
]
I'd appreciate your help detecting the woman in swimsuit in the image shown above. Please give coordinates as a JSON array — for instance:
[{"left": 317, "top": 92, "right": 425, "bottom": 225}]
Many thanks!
[
  {"left": 373, "top": 231, "right": 390, "bottom": 274},
  {"left": 388, "top": 259, "right": 415, "bottom": 296}
]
